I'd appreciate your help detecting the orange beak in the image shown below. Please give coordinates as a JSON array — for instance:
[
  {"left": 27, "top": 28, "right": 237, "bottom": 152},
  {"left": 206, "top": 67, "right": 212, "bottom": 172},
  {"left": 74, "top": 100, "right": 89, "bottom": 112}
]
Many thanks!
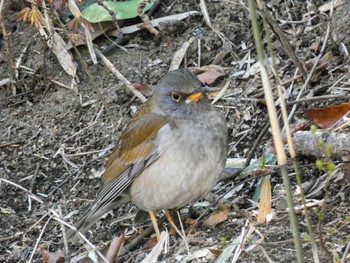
[{"left": 185, "top": 92, "right": 203, "bottom": 104}]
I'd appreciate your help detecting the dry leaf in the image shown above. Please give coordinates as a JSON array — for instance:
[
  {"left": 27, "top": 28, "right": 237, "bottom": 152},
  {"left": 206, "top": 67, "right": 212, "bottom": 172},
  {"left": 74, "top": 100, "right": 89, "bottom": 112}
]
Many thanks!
[
  {"left": 143, "top": 236, "right": 158, "bottom": 251},
  {"left": 203, "top": 206, "right": 229, "bottom": 227},
  {"left": 66, "top": 22, "right": 115, "bottom": 49},
  {"left": 133, "top": 82, "right": 154, "bottom": 96},
  {"left": 49, "top": 31, "right": 77, "bottom": 79},
  {"left": 208, "top": 248, "right": 222, "bottom": 257},
  {"left": 185, "top": 217, "right": 198, "bottom": 226},
  {"left": 257, "top": 177, "right": 272, "bottom": 223},
  {"left": 190, "top": 65, "right": 230, "bottom": 74},
  {"left": 105, "top": 234, "right": 124, "bottom": 262},
  {"left": 40, "top": 245, "right": 65, "bottom": 263},
  {"left": 169, "top": 37, "right": 195, "bottom": 71},
  {"left": 80, "top": 234, "right": 124, "bottom": 263},
  {"left": 304, "top": 102, "right": 350, "bottom": 129},
  {"left": 196, "top": 69, "right": 225, "bottom": 85}
]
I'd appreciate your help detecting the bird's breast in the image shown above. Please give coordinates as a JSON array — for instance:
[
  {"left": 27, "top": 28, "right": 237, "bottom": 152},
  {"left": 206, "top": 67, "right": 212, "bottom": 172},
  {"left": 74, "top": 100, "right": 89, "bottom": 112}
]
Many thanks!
[{"left": 129, "top": 110, "right": 227, "bottom": 211}]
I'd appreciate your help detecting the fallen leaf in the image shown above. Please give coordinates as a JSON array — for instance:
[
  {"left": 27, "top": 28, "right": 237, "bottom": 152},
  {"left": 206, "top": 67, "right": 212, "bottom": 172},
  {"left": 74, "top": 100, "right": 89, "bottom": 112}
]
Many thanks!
[
  {"left": 185, "top": 217, "right": 197, "bottom": 226},
  {"left": 80, "top": 234, "right": 124, "bottom": 263},
  {"left": 132, "top": 82, "right": 154, "bottom": 96},
  {"left": 257, "top": 176, "right": 272, "bottom": 223},
  {"left": 105, "top": 234, "right": 124, "bottom": 262},
  {"left": 40, "top": 245, "right": 65, "bottom": 263},
  {"left": 208, "top": 248, "right": 222, "bottom": 257},
  {"left": 190, "top": 64, "right": 231, "bottom": 74},
  {"left": 169, "top": 37, "right": 195, "bottom": 71},
  {"left": 203, "top": 206, "right": 229, "bottom": 227},
  {"left": 304, "top": 102, "right": 350, "bottom": 129},
  {"left": 65, "top": 21, "right": 116, "bottom": 49},
  {"left": 196, "top": 69, "right": 225, "bottom": 85},
  {"left": 143, "top": 236, "right": 158, "bottom": 251}
]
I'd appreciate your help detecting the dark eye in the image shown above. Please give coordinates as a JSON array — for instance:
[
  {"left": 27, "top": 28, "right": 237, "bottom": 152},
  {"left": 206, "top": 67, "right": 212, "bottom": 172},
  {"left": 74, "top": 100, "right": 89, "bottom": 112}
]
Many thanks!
[{"left": 171, "top": 92, "right": 181, "bottom": 102}]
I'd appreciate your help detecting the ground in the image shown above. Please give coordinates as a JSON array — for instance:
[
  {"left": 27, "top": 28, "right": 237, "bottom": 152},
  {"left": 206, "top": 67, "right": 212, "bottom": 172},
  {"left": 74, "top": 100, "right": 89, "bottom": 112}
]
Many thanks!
[{"left": 1, "top": 0, "right": 350, "bottom": 262}]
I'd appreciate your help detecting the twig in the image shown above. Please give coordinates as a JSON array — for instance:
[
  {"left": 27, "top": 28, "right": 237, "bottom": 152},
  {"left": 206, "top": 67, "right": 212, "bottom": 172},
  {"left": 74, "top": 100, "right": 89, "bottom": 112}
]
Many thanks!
[
  {"left": 28, "top": 215, "right": 53, "bottom": 263},
  {"left": 15, "top": 44, "right": 30, "bottom": 79},
  {"left": 212, "top": 41, "right": 233, "bottom": 65},
  {"left": 28, "top": 164, "right": 40, "bottom": 211},
  {"left": 288, "top": 0, "right": 334, "bottom": 121},
  {"left": 164, "top": 0, "right": 179, "bottom": 14},
  {"left": 196, "top": 28, "right": 202, "bottom": 67},
  {"left": 316, "top": 172, "right": 333, "bottom": 261},
  {"left": 96, "top": 0, "right": 123, "bottom": 38},
  {"left": 0, "top": 178, "right": 43, "bottom": 204},
  {"left": 0, "top": 141, "right": 22, "bottom": 148},
  {"left": 260, "top": 8, "right": 307, "bottom": 81},
  {"left": 147, "top": 0, "right": 162, "bottom": 16},
  {"left": 118, "top": 216, "right": 167, "bottom": 259},
  {"left": 0, "top": 233, "right": 22, "bottom": 242},
  {"left": 58, "top": 205, "right": 70, "bottom": 262},
  {"left": 244, "top": 121, "right": 270, "bottom": 167},
  {"left": 48, "top": 155, "right": 104, "bottom": 196},
  {"left": 94, "top": 48, "right": 147, "bottom": 102},
  {"left": 54, "top": 12, "right": 116, "bottom": 129},
  {"left": 287, "top": 94, "right": 350, "bottom": 105},
  {"left": 137, "top": 0, "right": 159, "bottom": 36},
  {"left": 51, "top": 210, "right": 110, "bottom": 263},
  {"left": 342, "top": 239, "right": 350, "bottom": 263}
]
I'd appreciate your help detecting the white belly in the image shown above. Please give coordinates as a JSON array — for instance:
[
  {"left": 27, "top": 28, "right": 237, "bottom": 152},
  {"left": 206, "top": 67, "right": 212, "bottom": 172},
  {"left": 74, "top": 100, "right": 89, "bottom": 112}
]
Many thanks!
[{"left": 129, "top": 116, "right": 226, "bottom": 211}]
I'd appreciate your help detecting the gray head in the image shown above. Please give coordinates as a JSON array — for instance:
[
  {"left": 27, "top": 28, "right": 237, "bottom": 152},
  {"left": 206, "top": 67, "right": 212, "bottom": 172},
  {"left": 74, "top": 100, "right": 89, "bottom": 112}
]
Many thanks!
[{"left": 154, "top": 68, "right": 211, "bottom": 119}]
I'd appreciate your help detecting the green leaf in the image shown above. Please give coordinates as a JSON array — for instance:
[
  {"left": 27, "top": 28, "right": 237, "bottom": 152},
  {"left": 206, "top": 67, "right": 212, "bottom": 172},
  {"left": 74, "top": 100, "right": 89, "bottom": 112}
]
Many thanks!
[
  {"left": 259, "top": 153, "right": 266, "bottom": 168},
  {"left": 82, "top": 0, "right": 155, "bottom": 23},
  {"left": 318, "top": 140, "right": 324, "bottom": 149},
  {"left": 310, "top": 125, "right": 317, "bottom": 134},
  {"left": 315, "top": 159, "right": 323, "bottom": 170},
  {"left": 326, "top": 143, "right": 333, "bottom": 156},
  {"left": 326, "top": 162, "right": 336, "bottom": 172},
  {"left": 303, "top": 233, "right": 311, "bottom": 241}
]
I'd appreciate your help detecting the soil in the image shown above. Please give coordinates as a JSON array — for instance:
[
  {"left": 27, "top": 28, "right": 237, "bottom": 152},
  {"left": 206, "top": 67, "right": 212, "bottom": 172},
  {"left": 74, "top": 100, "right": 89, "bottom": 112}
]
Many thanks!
[{"left": 1, "top": 0, "right": 350, "bottom": 262}]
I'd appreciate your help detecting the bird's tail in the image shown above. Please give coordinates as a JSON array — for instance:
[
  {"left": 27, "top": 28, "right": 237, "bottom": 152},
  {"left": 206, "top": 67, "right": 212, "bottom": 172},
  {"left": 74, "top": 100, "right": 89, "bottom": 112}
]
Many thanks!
[{"left": 66, "top": 197, "right": 129, "bottom": 244}]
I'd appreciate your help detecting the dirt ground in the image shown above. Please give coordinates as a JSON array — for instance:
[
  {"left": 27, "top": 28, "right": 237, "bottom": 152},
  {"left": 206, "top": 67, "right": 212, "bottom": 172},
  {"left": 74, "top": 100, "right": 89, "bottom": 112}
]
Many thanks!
[{"left": 1, "top": 0, "right": 350, "bottom": 262}]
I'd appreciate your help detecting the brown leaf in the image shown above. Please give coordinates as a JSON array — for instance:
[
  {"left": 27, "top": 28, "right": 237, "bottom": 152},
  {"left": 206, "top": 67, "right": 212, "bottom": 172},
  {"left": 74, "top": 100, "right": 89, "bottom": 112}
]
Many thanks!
[
  {"left": 39, "top": 245, "right": 65, "bottom": 263},
  {"left": 203, "top": 206, "right": 229, "bottom": 227},
  {"left": 185, "top": 217, "right": 197, "bottom": 226},
  {"left": 105, "top": 234, "right": 124, "bottom": 262},
  {"left": 196, "top": 69, "right": 225, "bottom": 85},
  {"left": 66, "top": 22, "right": 116, "bottom": 49},
  {"left": 257, "top": 177, "right": 271, "bottom": 223},
  {"left": 17, "top": 7, "right": 43, "bottom": 27},
  {"left": 143, "top": 236, "right": 158, "bottom": 251},
  {"left": 132, "top": 82, "right": 154, "bottom": 96},
  {"left": 304, "top": 102, "right": 350, "bottom": 129},
  {"left": 208, "top": 248, "right": 222, "bottom": 257},
  {"left": 80, "top": 234, "right": 124, "bottom": 263}
]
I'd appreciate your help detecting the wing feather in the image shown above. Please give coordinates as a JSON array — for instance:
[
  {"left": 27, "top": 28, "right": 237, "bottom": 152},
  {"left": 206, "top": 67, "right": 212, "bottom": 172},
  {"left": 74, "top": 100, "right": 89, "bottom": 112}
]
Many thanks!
[{"left": 76, "top": 111, "right": 169, "bottom": 229}]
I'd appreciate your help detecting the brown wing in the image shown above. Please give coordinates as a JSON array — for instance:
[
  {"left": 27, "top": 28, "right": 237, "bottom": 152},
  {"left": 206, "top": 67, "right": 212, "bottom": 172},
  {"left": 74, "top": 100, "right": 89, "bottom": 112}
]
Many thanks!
[{"left": 79, "top": 109, "right": 169, "bottom": 226}]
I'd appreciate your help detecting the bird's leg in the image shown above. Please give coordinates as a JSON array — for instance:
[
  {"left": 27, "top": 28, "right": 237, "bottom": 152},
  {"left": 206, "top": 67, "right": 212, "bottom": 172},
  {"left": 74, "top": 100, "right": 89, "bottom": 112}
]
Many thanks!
[
  {"left": 164, "top": 209, "right": 181, "bottom": 235},
  {"left": 148, "top": 210, "right": 160, "bottom": 241}
]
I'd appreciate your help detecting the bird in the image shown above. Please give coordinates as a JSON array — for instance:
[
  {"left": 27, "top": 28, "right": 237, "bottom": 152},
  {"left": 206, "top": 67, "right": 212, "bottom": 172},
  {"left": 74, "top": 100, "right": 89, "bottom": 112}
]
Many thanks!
[{"left": 67, "top": 68, "right": 228, "bottom": 243}]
